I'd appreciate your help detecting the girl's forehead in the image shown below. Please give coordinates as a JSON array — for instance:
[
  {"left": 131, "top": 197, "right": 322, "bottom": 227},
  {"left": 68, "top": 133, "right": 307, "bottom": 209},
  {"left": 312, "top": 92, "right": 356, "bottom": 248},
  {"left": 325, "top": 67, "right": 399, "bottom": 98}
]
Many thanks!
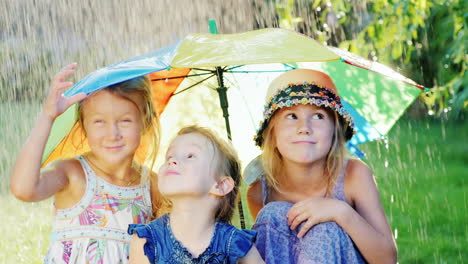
[
  {"left": 171, "top": 133, "right": 213, "bottom": 151},
  {"left": 82, "top": 90, "right": 141, "bottom": 114}
]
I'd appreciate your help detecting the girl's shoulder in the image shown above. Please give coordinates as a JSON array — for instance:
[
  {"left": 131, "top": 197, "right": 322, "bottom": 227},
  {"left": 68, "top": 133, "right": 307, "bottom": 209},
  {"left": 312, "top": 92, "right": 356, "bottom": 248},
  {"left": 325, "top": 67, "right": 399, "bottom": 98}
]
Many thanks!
[
  {"left": 44, "top": 157, "right": 85, "bottom": 180},
  {"left": 345, "top": 158, "right": 372, "bottom": 179},
  {"left": 214, "top": 222, "right": 257, "bottom": 259},
  {"left": 344, "top": 158, "right": 374, "bottom": 203}
]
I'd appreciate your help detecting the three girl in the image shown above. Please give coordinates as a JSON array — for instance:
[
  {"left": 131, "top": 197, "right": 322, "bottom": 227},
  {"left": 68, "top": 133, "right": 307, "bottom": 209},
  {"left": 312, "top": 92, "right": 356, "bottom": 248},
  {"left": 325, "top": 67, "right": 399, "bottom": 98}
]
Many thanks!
[
  {"left": 11, "top": 63, "right": 396, "bottom": 263},
  {"left": 247, "top": 69, "right": 397, "bottom": 263},
  {"left": 10, "top": 63, "right": 165, "bottom": 263},
  {"left": 128, "top": 126, "right": 264, "bottom": 263}
]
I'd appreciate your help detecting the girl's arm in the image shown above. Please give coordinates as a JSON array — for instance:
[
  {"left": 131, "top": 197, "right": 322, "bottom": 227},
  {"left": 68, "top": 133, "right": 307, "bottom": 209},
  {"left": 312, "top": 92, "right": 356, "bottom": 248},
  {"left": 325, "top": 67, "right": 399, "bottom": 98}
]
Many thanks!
[
  {"left": 287, "top": 159, "right": 397, "bottom": 264},
  {"left": 10, "top": 63, "right": 86, "bottom": 202},
  {"left": 337, "top": 159, "right": 397, "bottom": 263},
  {"left": 129, "top": 234, "right": 150, "bottom": 264},
  {"left": 238, "top": 246, "right": 265, "bottom": 264}
]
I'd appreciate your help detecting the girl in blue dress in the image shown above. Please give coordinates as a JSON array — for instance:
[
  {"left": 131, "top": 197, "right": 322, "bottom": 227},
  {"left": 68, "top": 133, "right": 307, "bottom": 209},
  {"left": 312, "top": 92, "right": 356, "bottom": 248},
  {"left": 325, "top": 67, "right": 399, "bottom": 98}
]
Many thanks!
[
  {"left": 128, "top": 126, "right": 264, "bottom": 263},
  {"left": 247, "top": 69, "right": 397, "bottom": 263}
]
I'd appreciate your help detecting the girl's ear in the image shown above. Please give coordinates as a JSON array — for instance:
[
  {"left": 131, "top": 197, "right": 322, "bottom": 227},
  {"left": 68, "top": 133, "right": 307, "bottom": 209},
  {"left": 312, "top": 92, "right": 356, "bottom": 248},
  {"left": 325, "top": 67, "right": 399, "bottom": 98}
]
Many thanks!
[{"left": 209, "top": 176, "right": 235, "bottom": 197}]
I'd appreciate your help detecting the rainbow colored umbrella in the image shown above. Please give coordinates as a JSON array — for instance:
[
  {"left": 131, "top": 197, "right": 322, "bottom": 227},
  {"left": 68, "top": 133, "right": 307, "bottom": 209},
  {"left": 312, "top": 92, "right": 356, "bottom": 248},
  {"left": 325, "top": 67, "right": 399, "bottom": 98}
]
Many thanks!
[{"left": 43, "top": 27, "right": 425, "bottom": 227}]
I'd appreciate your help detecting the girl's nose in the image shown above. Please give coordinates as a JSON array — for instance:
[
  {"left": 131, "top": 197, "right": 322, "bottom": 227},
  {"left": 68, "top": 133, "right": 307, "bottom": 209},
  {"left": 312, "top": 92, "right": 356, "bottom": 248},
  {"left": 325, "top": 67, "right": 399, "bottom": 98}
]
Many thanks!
[
  {"left": 167, "top": 157, "right": 178, "bottom": 166},
  {"left": 109, "top": 123, "right": 122, "bottom": 139},
  {"left": 297, "top": 119, "right": 311, "bottom": 135}
]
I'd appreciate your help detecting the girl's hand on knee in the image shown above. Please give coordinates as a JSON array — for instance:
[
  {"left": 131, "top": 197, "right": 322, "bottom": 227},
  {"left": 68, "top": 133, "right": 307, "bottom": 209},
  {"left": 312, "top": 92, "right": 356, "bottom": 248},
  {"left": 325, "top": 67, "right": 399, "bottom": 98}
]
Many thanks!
[
  {"left": 44, "top": 63, "right": 87, "bottom": 120},
  {"left": 287, "top": 197, "right": 349, "bottom": 238}
]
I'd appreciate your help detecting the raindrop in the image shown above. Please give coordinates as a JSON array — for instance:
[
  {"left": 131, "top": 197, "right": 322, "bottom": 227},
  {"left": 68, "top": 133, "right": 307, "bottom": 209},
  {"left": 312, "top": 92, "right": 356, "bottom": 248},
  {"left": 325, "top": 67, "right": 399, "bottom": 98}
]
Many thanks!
[
  {"left": 326, "top": 2, "right": 332, "bottom": 7},
  {"left": 165, "top": 78, "right": 169, "bottom": 83},
  {"left": 443, "top": 108, "right": 449, "bottom": 113},
  {"left": 394, "top": 228, "right": 398, "bottom": 239},
  {"left": 390, "top": 194, "right": 394, "bottom": 203},
  {"left": 428, "top": 110, "right": 435, "bottom": 115},
  {"left": 406, "top": 40, "right": 413, "bottom": 45},
  {"left": 444, "top": 64, "right": 449, "bottom": 68},
  {"left": 384, "top": 160, "right": 389, "bottom": 168},
  {"left": 378, "top": 19, "right": 383, "bottom": 25},
  {"left": 316, "top": 6, "right": 322, "bottom": 12},
  {"left": 372, "top": 56, "right": 378, "bottom": 61}
]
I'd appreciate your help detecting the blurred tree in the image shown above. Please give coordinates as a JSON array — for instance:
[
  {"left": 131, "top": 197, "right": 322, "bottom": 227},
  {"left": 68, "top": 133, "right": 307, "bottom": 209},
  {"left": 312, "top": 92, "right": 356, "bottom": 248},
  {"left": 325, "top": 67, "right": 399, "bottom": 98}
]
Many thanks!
[{"left": 266, "top": 0, "right": 466, "bottom": 119}]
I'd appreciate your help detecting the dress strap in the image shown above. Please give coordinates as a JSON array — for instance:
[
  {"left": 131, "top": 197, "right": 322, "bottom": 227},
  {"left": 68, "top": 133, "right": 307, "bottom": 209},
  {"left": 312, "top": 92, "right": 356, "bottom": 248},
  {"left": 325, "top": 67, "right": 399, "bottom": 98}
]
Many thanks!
[
  {"left": 141, "top": 166, "right": 153, "bottom": 213},
  {"left": 332, "top": 159, "right": 349, "bottom": 202},
  {"left": 260, "top": 176, "right": 269, "bottom": 206}
]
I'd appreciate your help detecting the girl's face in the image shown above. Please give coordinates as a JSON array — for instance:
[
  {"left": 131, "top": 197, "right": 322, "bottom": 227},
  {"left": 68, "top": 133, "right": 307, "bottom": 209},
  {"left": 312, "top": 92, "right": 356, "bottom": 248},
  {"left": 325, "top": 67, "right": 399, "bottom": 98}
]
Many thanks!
[
  {"left": 273, "top": 104, "right": 335, "bottom": 166},
  {"left": 82, "top": 90, "right": 143, "bottom": 164},
  {"left": 158, "top": 133, "right": 219, "bottom": 198}
]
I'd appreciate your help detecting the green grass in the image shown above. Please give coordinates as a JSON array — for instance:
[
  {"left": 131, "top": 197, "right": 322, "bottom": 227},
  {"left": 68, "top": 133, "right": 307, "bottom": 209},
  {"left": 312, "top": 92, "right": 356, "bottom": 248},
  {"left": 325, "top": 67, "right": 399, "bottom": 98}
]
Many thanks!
[
  {"left": 1, "top": 102, "right": 466, "bottom": 263},
  {"left": 359, "top": 118, "right": 467, "bottom": 263}
]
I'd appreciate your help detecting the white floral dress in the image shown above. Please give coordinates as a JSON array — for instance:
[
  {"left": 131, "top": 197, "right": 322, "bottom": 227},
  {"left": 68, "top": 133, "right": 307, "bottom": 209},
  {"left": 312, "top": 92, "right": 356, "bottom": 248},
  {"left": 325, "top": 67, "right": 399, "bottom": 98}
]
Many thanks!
[{"left": 44, "top": 156, "right": 152, "bottom": 264}]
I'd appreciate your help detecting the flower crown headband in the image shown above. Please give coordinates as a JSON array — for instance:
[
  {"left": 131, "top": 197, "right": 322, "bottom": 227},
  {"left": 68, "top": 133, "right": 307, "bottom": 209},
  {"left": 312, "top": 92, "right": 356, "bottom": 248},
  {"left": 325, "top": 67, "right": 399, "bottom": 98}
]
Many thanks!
[{"left": 254, "top": 82, "right": 355, "bottom": 147}]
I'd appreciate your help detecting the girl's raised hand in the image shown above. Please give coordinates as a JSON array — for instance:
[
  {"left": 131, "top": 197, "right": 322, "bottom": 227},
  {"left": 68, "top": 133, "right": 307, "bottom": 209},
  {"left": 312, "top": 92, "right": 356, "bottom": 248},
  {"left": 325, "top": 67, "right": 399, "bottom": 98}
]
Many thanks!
[
  {"left": 286, "top": 197, "right": 349, "bottom": 238},
  {"left": 44, "top": 63, "right": 87, "bottom": 119}
]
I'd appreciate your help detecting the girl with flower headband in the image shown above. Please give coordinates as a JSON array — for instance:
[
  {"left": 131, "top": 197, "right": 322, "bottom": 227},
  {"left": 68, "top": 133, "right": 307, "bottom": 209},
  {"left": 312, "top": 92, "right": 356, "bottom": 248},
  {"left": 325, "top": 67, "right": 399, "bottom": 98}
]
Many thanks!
[{"left": 246, "top": 69, "right": 397, "bottom": 263}]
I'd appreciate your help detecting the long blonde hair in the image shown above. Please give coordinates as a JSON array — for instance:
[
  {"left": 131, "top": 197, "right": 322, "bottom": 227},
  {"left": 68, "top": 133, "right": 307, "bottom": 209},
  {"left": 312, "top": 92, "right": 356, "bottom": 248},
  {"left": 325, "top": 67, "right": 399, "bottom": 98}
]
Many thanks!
[{"left": 261, "top": 108, "right": 349, "bottom": 196}]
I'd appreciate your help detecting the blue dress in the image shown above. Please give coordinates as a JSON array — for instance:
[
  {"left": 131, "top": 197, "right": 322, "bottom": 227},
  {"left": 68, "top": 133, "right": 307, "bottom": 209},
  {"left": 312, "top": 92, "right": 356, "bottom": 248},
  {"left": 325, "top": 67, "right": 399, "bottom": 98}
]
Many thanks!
[
  {"left": 252, "top": 162, "right": 366, "bottom": 264},
  {"left": 128, "top": 214, "right": 256, "bottom": 263}
]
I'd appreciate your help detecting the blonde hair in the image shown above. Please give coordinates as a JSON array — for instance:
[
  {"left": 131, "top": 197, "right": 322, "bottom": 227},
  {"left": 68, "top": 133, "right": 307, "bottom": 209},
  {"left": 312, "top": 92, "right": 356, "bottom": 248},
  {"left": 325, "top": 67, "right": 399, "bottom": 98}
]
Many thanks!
[
  {"left": 176, "top": 126, "right": 242, "bottom": 223},
  {"left": 261, "top": 108, "right": 348, "bottom": 196}
]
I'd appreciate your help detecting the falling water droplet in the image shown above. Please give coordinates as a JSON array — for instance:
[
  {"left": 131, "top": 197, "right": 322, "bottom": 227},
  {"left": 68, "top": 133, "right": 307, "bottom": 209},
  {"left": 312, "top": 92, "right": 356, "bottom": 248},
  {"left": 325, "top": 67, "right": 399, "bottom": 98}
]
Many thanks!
[
  {"left": 394, "top": 229, "right": 398, "bottom": 239},
  {"left": 384, "top": 138, "right": 389, "bottom": 150},
  {"left": 165, "top": 78, "right": 169, "bottom": 83},
  {"left": 391, "top": 194, "right": 394, "bottom": 203},
  {"left": 384, "top": 160, "right": 389, "bottom": 168},
  {"left": 316, "top": 6, "right": 321, "bottom": 12},
  {"left": 428, "top": 110, "right": 435, "bottom": 115}
]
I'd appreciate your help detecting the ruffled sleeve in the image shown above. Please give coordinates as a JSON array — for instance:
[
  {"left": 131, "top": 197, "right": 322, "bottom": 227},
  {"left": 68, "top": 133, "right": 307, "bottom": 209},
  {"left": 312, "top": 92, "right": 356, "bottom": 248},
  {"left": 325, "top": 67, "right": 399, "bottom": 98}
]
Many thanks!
[
  {"left": 227, "top": 228, "right": 257, "bottom": 263},
  {"left": 128, "top": 224, "right": 156, "bottom": 263}
]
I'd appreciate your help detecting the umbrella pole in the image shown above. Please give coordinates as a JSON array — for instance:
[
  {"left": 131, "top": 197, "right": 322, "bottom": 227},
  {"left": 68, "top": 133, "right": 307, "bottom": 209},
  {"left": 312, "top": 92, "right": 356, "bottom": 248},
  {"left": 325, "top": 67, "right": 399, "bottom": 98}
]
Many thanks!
[
  {"left": 214, "top": 66, "right": 246, "bottom": 229},
  {"left": 209, "top": 19, "right": 246, "bottom": 229}
]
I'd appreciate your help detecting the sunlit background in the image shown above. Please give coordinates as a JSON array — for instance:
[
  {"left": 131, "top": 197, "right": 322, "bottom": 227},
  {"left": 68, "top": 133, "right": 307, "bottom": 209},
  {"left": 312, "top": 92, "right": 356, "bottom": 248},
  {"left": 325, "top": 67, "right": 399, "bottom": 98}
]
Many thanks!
[{"left": 1, "top": 1, "right": 466, "bottom": 263}]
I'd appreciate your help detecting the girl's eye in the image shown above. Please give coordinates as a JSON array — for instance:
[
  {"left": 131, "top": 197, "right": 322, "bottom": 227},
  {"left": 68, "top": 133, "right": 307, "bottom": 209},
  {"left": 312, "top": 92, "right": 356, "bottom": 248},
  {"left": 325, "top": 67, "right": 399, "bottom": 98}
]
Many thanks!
[
  {"left": 285, "top": 113, "right": 297, "bottom": 119},
  {"left": 94, "top": 119, "right": 104, "bottom": 124},
  {"left": 187, "top": 153, "right": 195, "bottom": 159},
  {"left": 312, "top": 113, "right": 324, "bottom": 120}
]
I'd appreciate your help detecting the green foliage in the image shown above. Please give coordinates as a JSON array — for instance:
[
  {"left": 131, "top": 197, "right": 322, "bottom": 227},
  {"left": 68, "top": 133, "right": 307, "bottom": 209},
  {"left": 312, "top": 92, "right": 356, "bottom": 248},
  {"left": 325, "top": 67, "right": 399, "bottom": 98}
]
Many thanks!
[{"left": 272, "top": 0, "right": 467, "bottom": 119}]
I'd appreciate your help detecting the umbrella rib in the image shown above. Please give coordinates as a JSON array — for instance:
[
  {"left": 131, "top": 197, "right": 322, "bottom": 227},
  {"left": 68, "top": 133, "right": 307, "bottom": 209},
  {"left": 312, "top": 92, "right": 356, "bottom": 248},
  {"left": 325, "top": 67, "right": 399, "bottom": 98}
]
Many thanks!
[
  {"left": 226, "top": 70, "right": 290, "bottom": 73},
  {"left": 172, "top": 74, "right": 216, "bottom": 96},
  {"left": 151, "top": 72, "right": 214, "bottom": 82}
]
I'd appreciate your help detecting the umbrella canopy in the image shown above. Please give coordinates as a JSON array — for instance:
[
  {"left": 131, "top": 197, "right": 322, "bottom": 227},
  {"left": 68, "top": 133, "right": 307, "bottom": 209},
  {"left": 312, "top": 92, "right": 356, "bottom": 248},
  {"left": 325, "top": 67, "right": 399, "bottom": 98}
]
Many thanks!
[{"left": 45, "top": 28, "right": 424, "bottom": 167}]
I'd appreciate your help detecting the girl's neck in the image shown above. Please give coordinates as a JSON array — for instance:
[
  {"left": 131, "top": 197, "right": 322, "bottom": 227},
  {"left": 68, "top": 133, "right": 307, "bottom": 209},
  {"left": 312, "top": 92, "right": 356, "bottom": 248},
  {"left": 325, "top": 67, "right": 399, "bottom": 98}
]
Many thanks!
[
  {"left": 84, "top": 152, "right": 138, "bottom": 185},
  {"left": 280, "top": 159, "right": 328, "bottom": 195},
  {"left": 168, "top": 197, "right": 217, "bottom": 258}
]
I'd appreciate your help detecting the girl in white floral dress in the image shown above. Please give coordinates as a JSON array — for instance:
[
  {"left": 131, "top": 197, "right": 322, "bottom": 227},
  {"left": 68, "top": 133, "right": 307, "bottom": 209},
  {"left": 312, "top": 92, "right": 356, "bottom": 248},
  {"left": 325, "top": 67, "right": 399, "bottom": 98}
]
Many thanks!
[{"left": 10, "top": 64, "right": 165, "bottom": 263}]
